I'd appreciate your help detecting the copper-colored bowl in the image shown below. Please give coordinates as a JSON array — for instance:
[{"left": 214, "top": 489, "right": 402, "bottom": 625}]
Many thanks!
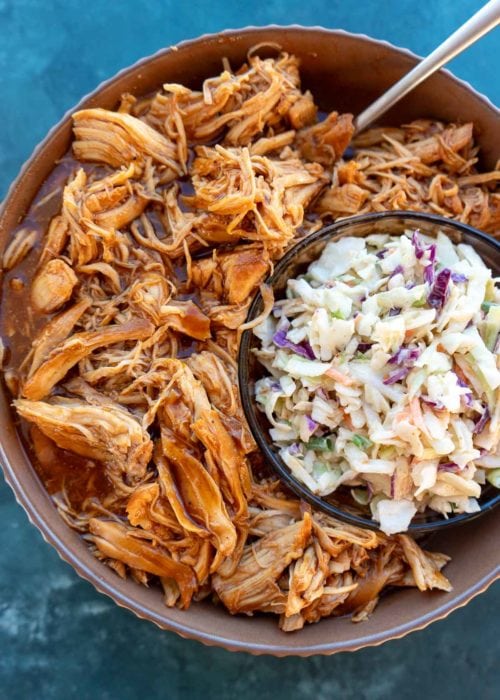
[{"left": 0, "top": 26, "right": 498, "bottom": 656}]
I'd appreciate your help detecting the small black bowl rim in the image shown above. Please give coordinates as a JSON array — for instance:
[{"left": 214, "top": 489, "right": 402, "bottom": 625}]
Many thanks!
[{"left": 238, "top": 210, "right": 500, "bottom": 534}]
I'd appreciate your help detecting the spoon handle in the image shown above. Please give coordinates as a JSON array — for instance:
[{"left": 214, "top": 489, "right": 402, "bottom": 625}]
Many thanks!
[{"left": 354, "top": 0, "right": 500, "bottom": 132}]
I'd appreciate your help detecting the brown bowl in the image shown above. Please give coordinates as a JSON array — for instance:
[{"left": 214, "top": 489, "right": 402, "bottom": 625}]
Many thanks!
[{"left": 0, "top": 26, "right": 499, "bottom": 656}]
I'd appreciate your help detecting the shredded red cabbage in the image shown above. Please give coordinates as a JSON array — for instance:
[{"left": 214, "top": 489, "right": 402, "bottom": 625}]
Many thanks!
[
  {"left": 462, "top": 392, "right": 473, "bottom": 407},
  {"left": 451, "top": 272, "right": 468, "bottom": 283},
  {"left": 424, "top": 264, "right": 434, "bottom": 285},
  {"left": 388, "top": 346, "right": 420, "bottom": 365},
  {"left": 456, "top": 376, "right": 473, "bottom": 406},
  {"left": 390, "top": 264, "right": 404, "bottom": 278},
  {"left": 305, "top": 415, "right": 318, "bottom": 433},
  {"left": 411, "top": 230, "right": 425, "bottom": 259},
  {"left": 423, "top": 245, "right": 437, "bottom": 285},
  {"left": 272, "top": 325, "right": 316, "bottom": 360},
  {"left": 383, "top": 367, "right": 411, "bottom": 385},
  {"left": 388, "top": 307, "right": 401, "bottom": 317},
  {"left": 428, "top": 268, "right": 451, "bottom": 309},
  {"left": 473, "top": 407, "right": 491, "bottom": 434},
  {"left": 302, "top": 341, "right": 316, "bottom": 359},
  {"left": 420, "top": 395, "right": 445, "bottom": 410},
  {"left": 356, "top": 342, "right": 373, "bottom": 353},
  {"left": 412, "top": 231, "right": 438, "bottom": 285},
  {"left": 438, "top": 462, "right": 460, "bottom": 472}
]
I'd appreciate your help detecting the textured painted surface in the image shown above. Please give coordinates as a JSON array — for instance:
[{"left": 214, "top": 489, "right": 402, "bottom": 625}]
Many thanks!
[{"left": 0, "top": 1, "right": 499, "bottom": 698}]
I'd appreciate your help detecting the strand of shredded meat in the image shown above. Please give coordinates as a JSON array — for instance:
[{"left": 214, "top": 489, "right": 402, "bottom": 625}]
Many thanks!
[
  {"left": 317, "top": 121, "right": 499, "bottom": 234},
  {"left": 3, "top": 50, "right": 497, "bottom": 632}
]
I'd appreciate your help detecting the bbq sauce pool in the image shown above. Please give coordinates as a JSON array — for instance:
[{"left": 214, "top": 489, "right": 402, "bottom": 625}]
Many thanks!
[
  {"left": 0, "top": 150, "right": 205, "bottom": 508},
  {"left": 0, "top": 156, "right": 106, "bottom": 504}
]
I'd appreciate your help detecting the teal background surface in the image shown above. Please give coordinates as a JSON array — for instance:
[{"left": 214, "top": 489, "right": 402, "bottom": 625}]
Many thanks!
[{"left": 0, "top": 1, "right": 498, "bottom": 698}]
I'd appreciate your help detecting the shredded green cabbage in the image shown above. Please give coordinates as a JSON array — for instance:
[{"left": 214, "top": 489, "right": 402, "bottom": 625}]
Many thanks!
[{"left": 254, "top": 230, "right": 500, "bottom": 534}]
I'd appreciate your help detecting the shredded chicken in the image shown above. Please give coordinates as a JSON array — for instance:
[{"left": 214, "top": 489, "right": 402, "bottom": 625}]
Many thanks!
[
  {"left": 213, "top": 512, "right": 313, "bottom": 614},
  {"left": 143, "top": 53, "right": 313, "bottom": 146},
  {"left": 2, "top": 228, "right": 38, "bottom": 270},
  {"left": 73, "top": 109, "right": 185, "bottom": 180},
  {"left": 191, "top": 244, "right": 270, "bottom": 306},
  {"left": 6, "top": 48, "right": 498, "bottom": 633},
  {"left": 15, "top": 396, "right": 153, "bottom": 493},
  {"left": 317, "top": 120, "right": 499, "bottom": 235},
  {"left": 31, "top": 259, "right": 78, "bottom": 313},
  {"left": 296, "top": 112, "right": 355, "bottom": 165},
  {"left": 184, "top": 144, "right": 326, "bottom": 258},
  {"left": 22, "top": 318, "right": 154, "bottom": 400},
  {"left": 88, "top": 518, "right": 197, "bottom": 607}
]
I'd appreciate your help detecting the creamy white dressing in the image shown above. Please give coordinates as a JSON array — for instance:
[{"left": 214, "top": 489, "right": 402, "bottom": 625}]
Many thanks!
[{"left": 254, "top": 230, "right": 500, "bottom": 534}]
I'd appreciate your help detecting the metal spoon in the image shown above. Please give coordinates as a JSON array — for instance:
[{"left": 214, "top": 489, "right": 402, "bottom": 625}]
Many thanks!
[{"left": 355, "top": 0, "right": 500, "bottom": 133}]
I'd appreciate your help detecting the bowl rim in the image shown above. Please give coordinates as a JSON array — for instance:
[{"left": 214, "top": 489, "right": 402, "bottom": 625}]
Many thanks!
[
  {"left": 238, "top": 210, "right": 500, "bottom": 534},
  {"left": 1, "top": 23, "right": 498, "bottom": 209},
  {"left": 0, "top": 25, "right": 499, "bottom": 657}
]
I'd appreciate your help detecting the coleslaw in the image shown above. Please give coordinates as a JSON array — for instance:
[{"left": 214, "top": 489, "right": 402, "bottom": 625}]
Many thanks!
[{"left": 253, "top": 230, "right": 500, "bottom": 534}]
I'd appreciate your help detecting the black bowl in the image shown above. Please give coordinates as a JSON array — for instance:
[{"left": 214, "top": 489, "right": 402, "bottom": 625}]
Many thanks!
[{"left": 238, "top": 211, "right": 500, "bottom": 533}]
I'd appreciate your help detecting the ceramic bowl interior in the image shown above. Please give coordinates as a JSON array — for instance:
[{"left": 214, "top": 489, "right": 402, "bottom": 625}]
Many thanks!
[
  {"left": 239, "top": 211, "right": 500, "bottom": 533},
  {"left": 0, "top": 27, "right": 499, "bottom": 656}
]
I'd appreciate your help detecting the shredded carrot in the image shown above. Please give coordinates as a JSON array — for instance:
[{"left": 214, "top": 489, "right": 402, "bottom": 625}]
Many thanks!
[
  {"left": 394, "top": 408, "right": 411, "bottom": 423},
  {"left": 341, "top": 409, "right": 354, "bottom": 430},
  {"left": 410, "top": 397, "right": 429, "bottom": 437},
  {"left": 325, "top": 367, "right": 354, "bottom": 386}
]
